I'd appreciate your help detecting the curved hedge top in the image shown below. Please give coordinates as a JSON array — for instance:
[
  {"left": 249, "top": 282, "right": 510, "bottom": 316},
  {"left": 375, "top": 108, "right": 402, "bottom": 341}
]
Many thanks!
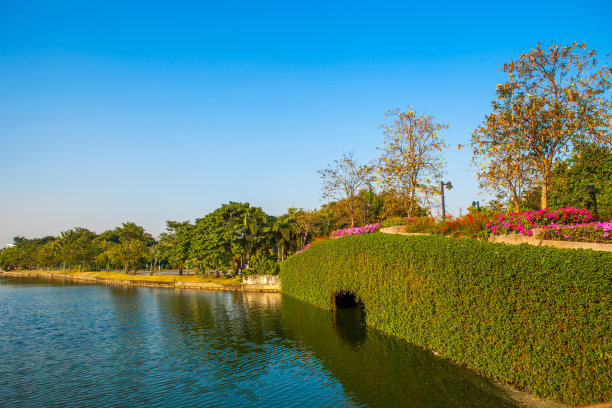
[{"left": 280, "top": 233, "right": 612, "bottom": 406}]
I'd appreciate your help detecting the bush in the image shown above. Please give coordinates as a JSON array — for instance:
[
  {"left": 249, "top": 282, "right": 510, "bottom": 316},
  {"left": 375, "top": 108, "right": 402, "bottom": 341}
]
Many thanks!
[
  {"left": 404, "top": 216, "right": 438, "bottom": 233},
  {"left": 381, "top": 217, "right": 407, "bottom": 228},
  {"left": 401, "top": 214, "right": 491, "bottom": 238},
  {"left": 280, "top": 234, "right": 611, "bottom": 405},
  {"left": 537, "top": 221, "right": 612, "bottom": 244},
  {"left": 249, "top": 254, "right": 279, "bottom": 275},
  {"left": 431, "top": 213, "right": 491, "bottom": 238}
]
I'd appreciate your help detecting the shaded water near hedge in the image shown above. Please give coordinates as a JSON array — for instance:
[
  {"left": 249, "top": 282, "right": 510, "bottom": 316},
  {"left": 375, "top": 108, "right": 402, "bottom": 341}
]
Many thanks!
[{"left": 0, "top": 276, "right": 523, "bottom": 407}]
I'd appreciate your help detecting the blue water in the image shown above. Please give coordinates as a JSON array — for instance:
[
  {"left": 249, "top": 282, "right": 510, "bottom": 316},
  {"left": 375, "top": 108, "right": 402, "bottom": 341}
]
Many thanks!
[{"left": 0, "top": 276, "right": 520, "bottom": 407}]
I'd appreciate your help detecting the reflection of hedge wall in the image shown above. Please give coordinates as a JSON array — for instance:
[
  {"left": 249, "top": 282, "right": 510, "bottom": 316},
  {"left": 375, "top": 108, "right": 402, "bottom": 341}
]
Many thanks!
[
  {"left": 280, "top": 296, "right": 518, "bottom": 408},
  {"left": 280, "top": 234, "right": 612, "bottom": 405}
]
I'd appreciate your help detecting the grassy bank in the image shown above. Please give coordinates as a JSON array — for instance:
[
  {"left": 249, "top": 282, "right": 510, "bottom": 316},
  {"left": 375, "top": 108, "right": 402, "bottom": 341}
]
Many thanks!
[
  {"left": 280, "top": 233, "right": 611, "bottom": 406},
  {"left": 8, "top": 270, "right": 241, "bottom": 284}
]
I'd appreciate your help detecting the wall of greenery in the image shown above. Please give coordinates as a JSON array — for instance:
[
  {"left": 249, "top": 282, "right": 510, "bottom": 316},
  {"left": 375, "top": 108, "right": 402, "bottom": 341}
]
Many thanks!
[{"left": 280, "top": 233, "right": 611, "bottom": 405}]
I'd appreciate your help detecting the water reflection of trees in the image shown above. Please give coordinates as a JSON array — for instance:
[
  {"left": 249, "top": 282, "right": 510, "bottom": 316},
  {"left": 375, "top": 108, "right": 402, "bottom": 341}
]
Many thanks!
[
  {"left": 151, "top": 290, "right": 285, "bottom": 401},
  {"left": 280, "top": 295, "right": 520, "bottom": 408}
]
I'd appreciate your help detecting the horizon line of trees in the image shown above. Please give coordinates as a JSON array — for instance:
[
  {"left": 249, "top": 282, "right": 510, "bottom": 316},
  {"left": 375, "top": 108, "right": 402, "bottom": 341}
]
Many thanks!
[{"left": 0, "top": 194, "right": 430, "bottom": 273}]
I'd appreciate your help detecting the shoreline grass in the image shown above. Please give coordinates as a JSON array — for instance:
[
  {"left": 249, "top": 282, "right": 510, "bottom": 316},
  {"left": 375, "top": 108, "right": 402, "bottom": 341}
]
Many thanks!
[{"left": 9, "top": 270, "right": 242, "bottom": 284}]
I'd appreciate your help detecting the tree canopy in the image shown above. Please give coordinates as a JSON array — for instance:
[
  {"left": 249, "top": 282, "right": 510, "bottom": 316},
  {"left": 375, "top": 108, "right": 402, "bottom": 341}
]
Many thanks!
[
  {"left": 472, "top": 41, "right": 612, "bottom": 209},
  {"left": 377, "top": 107, "right": 448, "bottom": 216}
]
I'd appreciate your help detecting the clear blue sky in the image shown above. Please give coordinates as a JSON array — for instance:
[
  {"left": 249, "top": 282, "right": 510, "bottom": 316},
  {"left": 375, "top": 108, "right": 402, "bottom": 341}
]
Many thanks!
[{"left": 1, "top": 0, "right": 611, "bottom": 244}]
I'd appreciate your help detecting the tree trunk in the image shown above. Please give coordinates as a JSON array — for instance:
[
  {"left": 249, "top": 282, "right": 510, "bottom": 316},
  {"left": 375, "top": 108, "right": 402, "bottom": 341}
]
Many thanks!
[
  {"left": 510, "top": 187, "right": 520, "bottom": 212},
  {"left": 541, "top": 162, "right": 551, "bottom": 209},
  {"left": 178, "top": 263, "right": 183, "bottom": 276}
]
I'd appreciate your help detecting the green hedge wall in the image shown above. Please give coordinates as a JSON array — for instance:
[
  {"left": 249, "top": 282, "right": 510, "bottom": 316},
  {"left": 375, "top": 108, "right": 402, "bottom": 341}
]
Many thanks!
[{"left": 279, "top": 233, "right": 612, "bottom": 405}]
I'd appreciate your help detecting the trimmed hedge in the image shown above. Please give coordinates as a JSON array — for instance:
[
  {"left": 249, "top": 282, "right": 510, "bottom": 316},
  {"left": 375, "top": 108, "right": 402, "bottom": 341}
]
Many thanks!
[{"left": 280, "top": 233, "right": 612, "bottom": 405}]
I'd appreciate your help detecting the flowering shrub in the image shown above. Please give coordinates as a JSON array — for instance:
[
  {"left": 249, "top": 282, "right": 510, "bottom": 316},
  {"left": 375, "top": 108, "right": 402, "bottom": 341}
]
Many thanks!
[
  {"left": 400, "top": 214, "right": 490, "bottom": 238},
  {"left": 433, "top": 213, "right": 491, "bottom": 238},
  {"left": 332, "top": 223, "right": 382, "bottom": 238},
  {"left": 535, "top": 221, "right": 612, "bottom": 244},
  {"left": 292, "top": 242, "right": 313, "bottom": 256},
  {"left": 486, "top": 208, "right": 594, "bottom": 237}
]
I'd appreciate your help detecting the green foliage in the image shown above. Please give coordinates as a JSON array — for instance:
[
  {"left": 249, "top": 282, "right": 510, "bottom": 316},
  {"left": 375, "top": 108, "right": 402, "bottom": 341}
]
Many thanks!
[
  {"left": 548, "top": 143, "right": 612, "bottom": 218},
  {"left": 380, "top": 217, "right": 406, "bottom": 228},
  {"left": 403, "top": 216, "right": 438, "bottom": 232},
  {"left": 248, "top": 253, "right": 279, "bottom": 275},
  {"left": 107, "top": 222, "right": 152, "bottom": 273},
  {"left": 159, "top": 220, "right": 193, "bottom": 273},
  {"left": 280, "top": 234, "right": 611, "bottom": 405},
  {"left": 190, "top": 202, "right": 274, "bottom": 271},
  {"left": 538, "top": 222, "right": 612, "bottom": 244}
]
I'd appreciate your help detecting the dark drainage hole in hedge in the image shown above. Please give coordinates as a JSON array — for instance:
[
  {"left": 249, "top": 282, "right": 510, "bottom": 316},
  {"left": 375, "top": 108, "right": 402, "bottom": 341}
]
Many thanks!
[{"left": 333, "top": 291, "right": 360, "bottom": 309}]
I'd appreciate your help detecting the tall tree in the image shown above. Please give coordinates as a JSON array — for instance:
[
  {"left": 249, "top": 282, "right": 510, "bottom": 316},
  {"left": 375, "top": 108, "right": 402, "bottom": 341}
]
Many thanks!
[
  {"left": 376, "top": 107, "right": 449, "bottom": 216},
  {"left": 162, "top": 220, "right": 193, "bottom": 275},
  {"left": 272, "top": 212, "right": 296, "bottom": 261},
  {"left": 472, "top": 41, "right": 612, "bottom": 209},
  {"left": 294, "top": 209, "right": 318, "bottom": 249},
  {"left": 471, "top": 110, "right": 535, "bottom": 211},
  {"left": 548, "top": 143, "right": 612, "bottom": 216},
  {"left": 318, "top": 151, "right": 373, "bottom": 227},
  {"left": 109, "top": 222, "right": 151, "bottom": 273},
  {"left": 190, "top": 202, "right": 270, "bottom": 271}
]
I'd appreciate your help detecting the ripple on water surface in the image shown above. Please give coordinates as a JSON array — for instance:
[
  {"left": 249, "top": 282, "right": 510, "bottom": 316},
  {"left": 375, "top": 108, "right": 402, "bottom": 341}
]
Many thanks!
[{"left": 0, "top": 276, "right": 521, "bottom": 407}]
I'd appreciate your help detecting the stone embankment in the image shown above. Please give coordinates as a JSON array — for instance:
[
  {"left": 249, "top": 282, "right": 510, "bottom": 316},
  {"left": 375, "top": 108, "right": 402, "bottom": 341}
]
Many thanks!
[{"left": 1, "top": 271, "right": 281, "bottom": 292}]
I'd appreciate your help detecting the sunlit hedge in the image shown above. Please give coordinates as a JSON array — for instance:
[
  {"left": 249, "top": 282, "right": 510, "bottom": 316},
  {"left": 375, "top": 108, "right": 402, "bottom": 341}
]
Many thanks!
[{"left": 280, "top": 233, "right": 612, "bottom": 405}]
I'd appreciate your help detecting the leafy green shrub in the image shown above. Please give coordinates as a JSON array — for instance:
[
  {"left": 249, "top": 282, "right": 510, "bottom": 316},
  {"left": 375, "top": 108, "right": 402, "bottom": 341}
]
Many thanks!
[
  {"left": 249, "top": 254, "right": 279, "bottom": 275},
  {"left": 431, "top": 213, "right": 491, "bottom": 238},
  {"left": 537, "top": 221, "right": 612, "bottom": 244},
  {"left": 401, "top": 214, "right": 491, "bottom": 238},
  {"left": 381, "top": 217, "right": 407, "bottom": 228},
  {"left": 280, "top": 234, "right": 611, "bottom": 405},
  {"left": 404, "top": 216, "right": 438, "bottom": 232}
]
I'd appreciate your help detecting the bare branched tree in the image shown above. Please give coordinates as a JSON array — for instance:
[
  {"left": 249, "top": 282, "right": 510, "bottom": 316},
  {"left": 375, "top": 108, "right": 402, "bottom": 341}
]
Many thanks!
[
  {"left": 318, "top": 151, "right": 373, "bottom": 227},
  {"left": 376, "top": 107, "right": 449, "bottom": 216}
]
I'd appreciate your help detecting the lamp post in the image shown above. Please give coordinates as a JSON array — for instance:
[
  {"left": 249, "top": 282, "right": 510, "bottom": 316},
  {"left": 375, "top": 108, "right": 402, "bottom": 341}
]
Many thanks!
[
  {"left": 440, "top": 181, "right": 453, "bottom": 220},
  {"left": 472, "top": 201, "right": 480, "bottom": 212},
  {"left": 585, "top": 185, "right": 598, "bottom": 216}
]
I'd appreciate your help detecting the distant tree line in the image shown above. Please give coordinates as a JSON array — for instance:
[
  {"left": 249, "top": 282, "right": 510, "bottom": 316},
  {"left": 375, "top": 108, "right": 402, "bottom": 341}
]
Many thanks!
[{"left": 0, "top": 195, "right": 423, "bottom": 273}]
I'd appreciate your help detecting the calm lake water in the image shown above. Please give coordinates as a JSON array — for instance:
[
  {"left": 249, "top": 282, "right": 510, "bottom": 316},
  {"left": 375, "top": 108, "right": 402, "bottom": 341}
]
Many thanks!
[{"left": 0, "top": 276, "right": 522, "bottom": 407}]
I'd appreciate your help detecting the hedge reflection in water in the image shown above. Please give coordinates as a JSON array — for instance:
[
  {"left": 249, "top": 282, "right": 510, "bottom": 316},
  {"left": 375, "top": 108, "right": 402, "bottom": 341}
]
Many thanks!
[
  {"left": 0, "top": 277, "right": 520, "bottom": 407},
  {"left": 158, "top": 286, "right": 518, "bottom": 407},
  {"left": 279, "top": 295, "right": 518, "bottom": 408}
]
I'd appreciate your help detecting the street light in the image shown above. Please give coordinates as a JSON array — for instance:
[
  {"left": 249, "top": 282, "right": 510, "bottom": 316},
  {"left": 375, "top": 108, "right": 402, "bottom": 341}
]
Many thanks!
[
  {"left": 440, "top": 181, "right": 453, "bottom": 220},
  {"left": 471, "top": 201, "right": 480, "bottom": 212},
  {"left": 585, "top": 185, "right": 598, "bottom": 216}
]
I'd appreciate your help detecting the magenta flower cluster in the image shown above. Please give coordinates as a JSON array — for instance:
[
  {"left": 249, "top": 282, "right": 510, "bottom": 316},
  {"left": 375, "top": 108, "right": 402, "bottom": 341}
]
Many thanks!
[
  {"left": 332, "top": 223, "right": 382, "bottom": 239},
  {"left": 486, "top": 208, "right": 594, "bottom": 237}
]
